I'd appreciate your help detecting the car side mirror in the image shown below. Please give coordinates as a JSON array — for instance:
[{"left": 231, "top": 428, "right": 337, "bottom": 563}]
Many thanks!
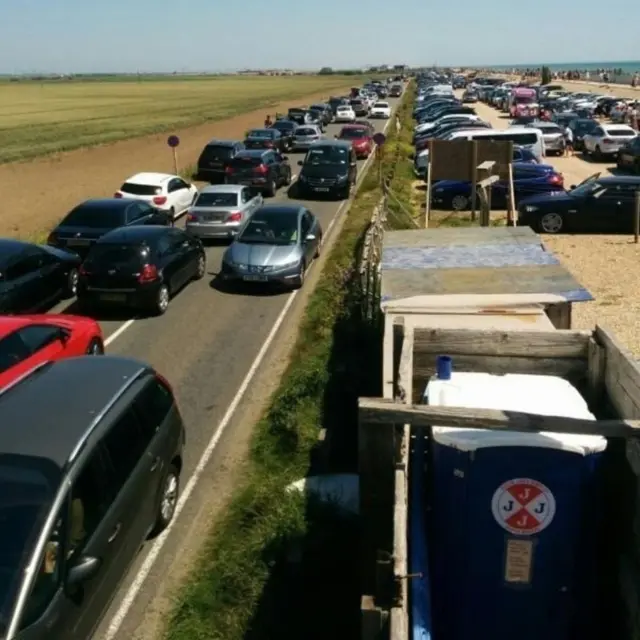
[
  {"left": 305, "top": 233, "right": 316, "bottom": 242},
  {"left": 67, "top": 555, "right": 101, "bottom": 586},
  {"left": 297, "top": 160, "right": 303, "bottom": 166}
]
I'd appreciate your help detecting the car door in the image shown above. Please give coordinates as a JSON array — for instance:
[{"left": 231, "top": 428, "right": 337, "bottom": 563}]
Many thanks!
[
  {"left": 164, "top": 229, "right": 192, "bottom": 289},
  {"left": 33, "top": 247, "right": 64, "bottom": 305},
  {"left": 3, "top": 249, "right": 48, "bottom": 313},
  {"left": 582, "top": 184, "right": 623, "bottom": 231},
  {"left": 125, "top": 202, "right": 152, "bottom": 227},
  {"left": 11, "top": 325, "right": 68, "bottom": 373},
  {"left": 606, "top": 183, "right": 639, "bottom": 232},
  {"left": 168, "top": 178, "right": 193, "bottom": 214},
  {"left": 241, "top": 187, "right": 260, "bottom": 216},
  {"left": 299, "top": 211, "right": 315, "bottom": 261}
]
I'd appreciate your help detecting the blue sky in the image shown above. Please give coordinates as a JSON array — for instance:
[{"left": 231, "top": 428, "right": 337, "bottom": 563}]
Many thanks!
[{"left": 0, "top": 0, "right": 638, "bottom": 73}]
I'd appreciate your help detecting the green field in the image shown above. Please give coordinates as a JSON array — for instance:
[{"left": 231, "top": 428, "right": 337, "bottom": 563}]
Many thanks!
[{"left": 0, "top": 75, "right": 368, "bottom": 163}]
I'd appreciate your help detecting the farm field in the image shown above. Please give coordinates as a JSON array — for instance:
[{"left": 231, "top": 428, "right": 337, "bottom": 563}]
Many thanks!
[{"left": 0, "top": 74, "right": 369, "bottom": 163}]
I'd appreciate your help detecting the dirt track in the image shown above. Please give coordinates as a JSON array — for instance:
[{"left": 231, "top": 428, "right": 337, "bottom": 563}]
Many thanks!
[{"left": 0, "top": 87, "right": 347, "bottom": 239}]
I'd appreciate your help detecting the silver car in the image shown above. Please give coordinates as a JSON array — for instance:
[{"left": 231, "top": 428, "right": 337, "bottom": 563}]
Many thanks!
[
  {"left": 526, "top": 122, "right": 566, "bottom": 156},
  {"left": 185, "top": 184, "right": 262, "bottom": 240},
  {"left": 292, "top": 125, "right": 323, "bottom": 151},
  {"left": 220, "top": 204, "right": 322, "bottom": 288}
]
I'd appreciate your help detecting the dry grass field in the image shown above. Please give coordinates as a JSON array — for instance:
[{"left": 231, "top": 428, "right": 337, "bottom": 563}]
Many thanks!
[{"left": 0, "top": 75, "right": 367, "bottom": 163}]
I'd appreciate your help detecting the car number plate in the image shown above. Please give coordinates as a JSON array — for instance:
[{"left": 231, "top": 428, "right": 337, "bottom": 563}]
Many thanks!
[
  {"left": 100, "top": 293, "right": 126, "bottom": 302},
  {"left": 314, "top": 187, "right": 330, "bottom": 192},
  {"left": 205, "top": 214, "right": 223, "bottom": 222},
  {"left": 67, "top": 239, "right": 90, "bottom": 247},
  {"left": 242, "top": 275, "right": 268, "bottom": 282}
]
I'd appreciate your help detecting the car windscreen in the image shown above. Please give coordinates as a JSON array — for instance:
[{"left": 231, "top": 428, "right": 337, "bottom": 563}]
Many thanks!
[
  {"left": 373, "top": 103, "right": 389, "bottom": 108},
  {"left": 295, "top": 128, "right": 317, "bottom": 136},
  {"left": 200, "top": 145, "right": 234, "bottom": 161},
  {"left": 539, "top": 125, "right": 563, "bottom": 134},
  {"left": 84, "top": 243, "right": 148, "bottom": 267},
  {"left": 61, "top": 204, "right": 125, "bottom": 228},
  {"left": 237, "top": 211, "right": 299, "bottom": 245},
  {"left": 304, "top": 146, "right": 348, "bottom": 165},
  {"left": 194, "top": 192, "right": 239, "bottom": 207},
  {"left": 571, "top": 179, "right": 602, "bottom": 197},
  {"left": 0, "top": 457, "right": 56, "bottom": 634},
  {"left": 606, "top": 128, "right": 636, "bottom": 137},
  {"left": 120, "top": 183, "right": 160, "bottom": 196},
  {"left": 272, "top": 121, "right": 295, "bottom": 132},
  {"left": 246, "top": 130, "right": 272, "bottom": 139},
  {"left": 340, "top": 128, "right": 368, "bottom": 139}
]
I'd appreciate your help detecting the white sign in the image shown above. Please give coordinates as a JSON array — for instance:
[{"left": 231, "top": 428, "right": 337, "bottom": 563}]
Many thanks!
[{"left": 491, "top": 478, "right": 556, "bottom": 536}]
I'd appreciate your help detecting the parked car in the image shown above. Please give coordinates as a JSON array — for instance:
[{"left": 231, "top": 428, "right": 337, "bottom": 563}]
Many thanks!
[
  {"left": 310, "top": 103, "right": 333, "bottom": 125},
  {"left": 196, "top": 139, "right": 245, "bottom": 183},
  {"left": 224, "top": 149, "right": 292, "bottom": 197},
  {"left": 334, "top": 105, "right": 356, "bottom": 123},
  {"left": 77, "top": 226, "right": 206, "bottom": 315},
  {"left": 567, "top": 118, "right": 600, "bottom": 151},
  {"left": 185, "top": 184, "right": 263, "bottom": 240},
  {"left": 336, "top": 125, "right": 373, "bottom": 159},
  {"left": 243, "top": 128, "right": 287, "bottom": 153},
  {"left": 287, "top": 108, "right": 308, "bottom": 125},
  {"left": 517, "top": 174, "right": 640, "bottom": 233},
  {"left": 370, "top": 101, "right": 391, "bottom": 119},
  {"left": 583, "top": 124, "right": 638, "bottom": 159},
  {"left": 220, "top": 205, "right": 322, "bottom": 289},
  {"left": 305, "top": 109, "right": 325, "bottom": 131},
  {"left": 268, "top": 119, "right": 296, "bottom": 151},
  {"left": 0, "top": 355, "right": 184, "bottom": 639},
  {"left": 389, "top": 84, "right": 403, "bottom": 97},
  {"left": 328, "top": 96, "right": 348, "bottom": 114},
  {"left": 617, "top": 137, "right": 640, "bottom": 173},
  {"left": 291, "top": 125, "right": 323, "bottom": 151},
  {"left": 462, "top": 90, "right": 478, "bottom": 103},
  {"left": 0, "top": 314, "right": 103, "bottom": 389},
  {"left": 349, "top": 99, "right": 369, "bottom": 117},
  {"left": 296, "top": 141, "right": 357, "bottom": 200},
  {"left": 115, "top": 173, "right": 197, "bottom": 220},
  {"left": 0, "top": 239, "right": 81, "bottom": 313},
  {"left": 47, "top": 199, "right": 171, "bottom": 260},
  {"left": 431, "top": 163, "right": 564, "bottom": 211},
  {"left": 354, "top": 119, "right": 376, "bottom": 135},
  {"left": 524, "top": 122, "right": 565, "bottom": 156}
]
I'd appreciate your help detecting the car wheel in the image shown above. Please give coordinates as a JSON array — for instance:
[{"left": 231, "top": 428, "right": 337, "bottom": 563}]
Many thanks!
[
  {"left": 292, "top": 261, "right": 306, "bottom": 289},
  {"left": 65, "top": 267, "right": 79, "bottom": 298},
  {"left": 153, "top": 284, "right": 170, "bottom": 315},
  {"left": 595, "top": 145, "right": 602, "bottom": 160},
  {"left": 86, "top": 338, "right": 104, "bottom": 355},
  {"left": 149, "top": 463, "right": 180, "bottom": 537},
  {"left": 538, "top": 212, "right": 564, "bottom": 234},
  {"left": 193, "top": 253, "right": 206, "bottom": 280},
  {"left": 314, "top": 235, "right": 322, "bottom": 259},
  {"left": 284, "top": 169, "right": 292, "bottom": 186},
  {"left": 451, "top": 194, "right": 469, "bottom": 211},
  {"left": 267, "top": 179, "right": 277, "bottom": 197}
]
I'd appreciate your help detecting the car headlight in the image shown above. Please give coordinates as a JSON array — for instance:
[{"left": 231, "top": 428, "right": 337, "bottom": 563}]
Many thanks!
[
  {"left": 524, "top": 206, "right": 538, "bottom": 213},
  {"left": 336, "top": 174, "right": 348, "bottom": 182},
  {"left": 229, "top": 261, "right": 248, "bottom": 270}
]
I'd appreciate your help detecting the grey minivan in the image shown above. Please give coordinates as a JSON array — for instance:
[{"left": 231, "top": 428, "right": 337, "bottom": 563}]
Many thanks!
[{"left": 0, "top": 356, "right": 185, "bottom": 639}]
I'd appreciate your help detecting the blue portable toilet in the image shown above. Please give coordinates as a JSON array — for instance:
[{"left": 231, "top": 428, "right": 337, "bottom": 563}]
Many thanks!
[{"left": 425, "top": 370, "right": 607, "bottom": 640}]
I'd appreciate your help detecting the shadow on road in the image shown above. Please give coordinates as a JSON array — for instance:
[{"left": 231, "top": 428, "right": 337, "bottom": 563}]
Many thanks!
[{"left": 209, "top": 275, "right": 289, "bottom": 298}]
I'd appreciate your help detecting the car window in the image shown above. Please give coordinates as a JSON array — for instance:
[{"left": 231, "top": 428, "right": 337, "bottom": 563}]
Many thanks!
[
  {"left": 240, "top": 189, "right": 250, "bottom": 204},
  {"left": 6, "top": 251, "right": 42, "bottom": 281},
  {"left": 155, "top": 235, "right": 171, "bottom": 256},
  {"left": 168, "top": 179, "right": 185, "bottom": 193},
  {"left": 16, "top": 325, "right": 62, "bottom": 354},
  {"left": 120, "top": 182, "right": 160, "bottom": 197},
  {"left": 0, "top": 331, "right": 32, "bottom": 374},
  {"left": 133, "top": 376, "right": 174, "bottom": 443},
  {"left": 101, "top": 408, "right": 148, "bottom": 493},
  {"left": 126, "top": 203, "right": 150, "bottom": 224},
  {"left": 168, "top": 229, "right": 187, "bottom": 248},
  {"left": 301, "top": 212, "right": 312, "bottom": 235}
]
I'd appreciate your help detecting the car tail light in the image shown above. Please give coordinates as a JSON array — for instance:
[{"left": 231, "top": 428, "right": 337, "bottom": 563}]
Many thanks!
[
  {"left": 227, "top": 211, "right": 242, "bottom": 222},
  {"left": 152, "top": 196, "right": 167, "bottom": 205},
  {"left": 114, "top": 192, "right": 122, "bottom": 198},
  {"left": 138, "top": 264, "right": 159, "bottom": 283},
  {"left": 602, "top": 138, "right": 613, "bottom": 144},
  {"left": 254, "top": 164, "right": 268, "bottom": 174},
  {"left": 187, "top": 212, "right": 198, "bottom": 222},
  {"left": 548, "top": 174, "right": 563, "bottom": 185}
]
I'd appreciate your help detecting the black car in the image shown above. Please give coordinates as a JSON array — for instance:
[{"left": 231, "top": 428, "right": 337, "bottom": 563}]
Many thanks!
[
  {"left": 77, "top": 226, "right": 206, "bottom": 315},
  {"left": 0, "top": 238, "right": 80, "bottom": 313},
  {"left": 287, "top": 108, "right": 307, "bottom": 125},
  {"left": 296, "top": 141, "right": 357, "bottom": 200},
  {"left": 47, "top": 198, "right": 171, "bottom": 260},
  {"left": 567, "top": 118, "right": 599, "bottom": 151},
  {"left": 269, "top": 119, "right": 296, "bottom": 150},
  {"left": 328, "top": 96, "right": 348, "bottom": 114},
  {"left": 0, "top": 355, "right": 185, "bottom": 639},
  {"left": 196, "top": 139, "right": 245, "bottom": 182},
  {"left": 243, "top": 128, "right": 287, "bottom": 152},
  {"left": 389, "top": 84, "right": 403, "bottom": 97},
  {"left": 552, "top": 112, "right": 579, "bottom": 128},
  {"left": 310, "top": 103, "right": 333, "bottom": 125},
  {"left": 517, "top": 174, "right": 640, "bottom": 234},
  {"left": 349, "top": 99, "right": 369, "bottom": 117},
  {"left": 375, "top": 86, "right": 389, "bottom": 98},
  {"left": 617, "top": 137, "right": 640, "bottom": 173},
  {"left": 224, "top": 149, "right": 292, "bottom": 197}
]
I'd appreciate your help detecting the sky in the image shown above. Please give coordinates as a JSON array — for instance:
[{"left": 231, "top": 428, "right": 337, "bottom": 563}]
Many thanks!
[{"left": 0, "top": 0, "right": 639, "bottom": 74}]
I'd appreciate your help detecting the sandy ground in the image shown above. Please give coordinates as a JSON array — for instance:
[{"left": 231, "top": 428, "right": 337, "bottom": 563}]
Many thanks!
[
  {"left": 471, "top": 97, "right": 640, "bottom": 355},
  {"left": 0, "top": 86, "right": 349, "bottom": 239}
]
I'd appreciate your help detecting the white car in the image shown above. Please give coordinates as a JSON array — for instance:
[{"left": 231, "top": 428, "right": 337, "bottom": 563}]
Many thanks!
[
  {"left": 335, "top": 105, "right": 356, "bottom": 123},
  {"left": 583, "top": 124, "right": 638, "bottom": 158},
  {"left": 370, "top": 101, "right": 391, "bottom": 118},
  {"left": 115, "top": 172, "right": 197, "bottom": 220}
]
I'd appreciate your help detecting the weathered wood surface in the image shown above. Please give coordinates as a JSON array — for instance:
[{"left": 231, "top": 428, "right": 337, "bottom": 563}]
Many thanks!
[
  {"left": 397, "top": 330, "right": 414, "bottom": 402},
  {"left": 390, "top": 607, "right": 407, "bottom": 640},
  {"left": 413, "top": 328, "right": 591, "bottom": 358},
  {"left": 393, "top": 466, "right": 408, "bottom": 606},
  {"left": 358, "top": 397, "right": 640, "bottom": 438}
]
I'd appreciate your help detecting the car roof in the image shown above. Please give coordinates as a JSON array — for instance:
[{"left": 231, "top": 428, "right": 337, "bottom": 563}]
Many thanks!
[
  {"left": 124, "top": 172, "right": 174, "bottom": 185},
  {"left": 255, "top": 204, "right": 303, "bottom": 216},
  {"left": 0, "top": 238, "right": 34, "bottom": 261},
  {"left": 70, "top": 198, "right": 136, "bottom": 211},
  {"left": 600, "top": 176, "right": 640, "bottom": 185},
  {"left": 199, "top": 184, "right": 245, "bottom": 194},
  {"left": 205, "top": 139, "right": 240, "bottom": 147},
  {"left": 0, "top": 356, "right": 151, "bottom": 473},
  {"left": 97, "top": 225, "right": 171, "bottom": 243},
  {"left": 246, "top": 128, "right": 273, "bottom": 134},
  {"left": 235, "top": 149, "right": 269, "bottom": 158}
]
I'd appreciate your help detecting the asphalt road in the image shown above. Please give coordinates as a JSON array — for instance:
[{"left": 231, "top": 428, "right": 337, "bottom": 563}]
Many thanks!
[{"left": 47, "top": 98, "right": 399, "bottom": 639}]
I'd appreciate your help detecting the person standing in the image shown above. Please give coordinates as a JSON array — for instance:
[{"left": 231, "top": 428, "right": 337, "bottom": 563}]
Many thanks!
[{"left": 564, "top": 124, "right": 574, "bottom": 157}]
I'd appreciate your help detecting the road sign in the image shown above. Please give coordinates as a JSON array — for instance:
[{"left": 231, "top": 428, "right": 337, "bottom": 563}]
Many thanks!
[
  {"left": 167, "top": 135, "right": 180, "bottom": 148},
  {"left": 491, "top": 478, "right": 556, "bottom": 536},
  {"left": 373, "top": 132, "right": 386, "bottom": 146}
]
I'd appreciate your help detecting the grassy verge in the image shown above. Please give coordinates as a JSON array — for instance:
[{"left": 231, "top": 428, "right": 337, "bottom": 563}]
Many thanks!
[{"left": 165, "top": 83, "right": 416, "bottom": 640}]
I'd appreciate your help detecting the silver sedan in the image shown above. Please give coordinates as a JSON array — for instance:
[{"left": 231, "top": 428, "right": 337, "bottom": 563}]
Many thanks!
[
  {"left": 185, "top": 184, "right": 263, "bottom": 240},
  {"left": 291, "top": 125, "right": 323, "bottom": 151},
  {"left": 220, "top": 204, "right": 322, "bottom": 289}
]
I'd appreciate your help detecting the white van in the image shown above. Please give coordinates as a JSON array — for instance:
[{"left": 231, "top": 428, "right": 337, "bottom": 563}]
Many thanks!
[{"left": 446, "top": 127, "right": 546, "bottom": 162}]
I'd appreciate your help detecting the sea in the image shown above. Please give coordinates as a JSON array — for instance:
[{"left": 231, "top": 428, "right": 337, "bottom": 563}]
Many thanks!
[{"left": 483, "top": 60, "right": 640, "bottom": 84}]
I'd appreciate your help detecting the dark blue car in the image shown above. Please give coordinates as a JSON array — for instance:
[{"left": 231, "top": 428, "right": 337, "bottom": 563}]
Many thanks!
[{"left": 431, "top": 162, "right": 564, "bottom": 211}]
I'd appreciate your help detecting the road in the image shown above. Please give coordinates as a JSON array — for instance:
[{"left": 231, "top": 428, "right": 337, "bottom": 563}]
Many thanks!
[{"left": 46, "top": 98, "right": 399, "bottom": 639}]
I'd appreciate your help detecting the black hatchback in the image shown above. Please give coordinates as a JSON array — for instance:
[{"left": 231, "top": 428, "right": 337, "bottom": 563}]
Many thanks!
[
  {"left": 244, "top": 128, "right": 287, "bottom": 153},
  {"left": 224, "top": 150, "right": 292, "bottom": 197},
  {"left": 77, "top": 226, "right": 206, "bottom": 315},
  {"left": 47, "top": 199, "right": 171, "bottom": 260}
]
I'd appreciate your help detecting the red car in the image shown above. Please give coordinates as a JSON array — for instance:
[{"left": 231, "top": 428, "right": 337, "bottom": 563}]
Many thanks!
[
  {"left": 0, "top": 314, "right": 104, "bottom": 389},
  {"left": 337, "top": 125, "right": 373, "bottom": 159}
]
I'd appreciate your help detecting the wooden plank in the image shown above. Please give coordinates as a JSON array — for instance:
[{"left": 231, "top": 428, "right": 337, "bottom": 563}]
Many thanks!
[
  {"left": 478, "top": 175, "right": 500, "bottom": 189},
  {"left": 358, "top": 397, "right": 640, "bottom": 438},
  {"left": 413, "top": 328, "right": 590, "bottom": 358},
  {"left": 361, "top": 595, "right": 385, "bottom": 640},
  {"left": 587, "top": 337, "right": 607, "bottom": 406},
  {"left": 382, "top": 317, "right": 396, "bottom": 399},
  {"left": 397, "top": 329, "right": 414, "bottom": 403},
  {"left": 390, "top": 606, "right": 408, "bottom": 640},
  {"left": 392, "top": 467, "right": 408, "bottom": 605},
  {"left": 413, "top": 353, "right": 586, "bottom": 380}
]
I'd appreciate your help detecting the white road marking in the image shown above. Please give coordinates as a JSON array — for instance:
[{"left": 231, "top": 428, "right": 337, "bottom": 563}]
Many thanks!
[
  {"left": 104, "top": 319, "right": 136, "bottom": 347},
  {"left": 103, "top": 106, "right": 395, "bottom": 639}
]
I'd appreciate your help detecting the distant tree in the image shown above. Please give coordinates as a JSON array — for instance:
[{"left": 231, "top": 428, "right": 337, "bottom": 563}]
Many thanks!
[
  {"left": 318, "top": 67, "right": 333, "bottom": 75},
  {"left": 541, "top": 66, "right": 552, "bottom": 85}
]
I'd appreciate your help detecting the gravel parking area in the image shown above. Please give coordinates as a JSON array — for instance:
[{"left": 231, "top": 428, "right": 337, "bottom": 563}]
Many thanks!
[{"left": 472, "top": 100, "right": 640, "bottom": 354}]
